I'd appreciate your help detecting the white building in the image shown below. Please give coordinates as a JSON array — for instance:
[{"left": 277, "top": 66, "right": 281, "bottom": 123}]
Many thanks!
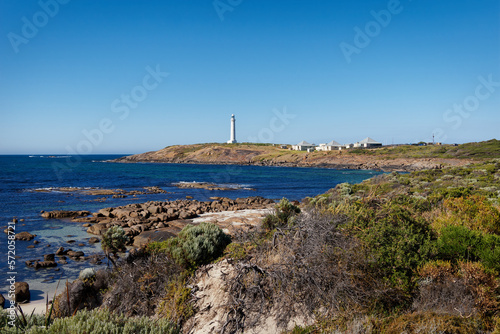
[
  {"left": 354, "top": 137, "right": 382, "bottom": 148},
  {"left": 227, "top": 114, "right": 237, "bottom": 144},
  {"left": 316, "top": 140, "right": 342, "bottom": 151},
  {"left": 292, "top": 141, "right": 315, "bottom": 151}
]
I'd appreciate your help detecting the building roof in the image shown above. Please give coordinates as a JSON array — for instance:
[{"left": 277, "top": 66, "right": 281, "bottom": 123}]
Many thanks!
[
  {"left": 326, "top": 140, "right": 342, "bottom": 146},
  {"left": 296, "top": 140, "right": 313, "bottom": 146},
  {"left": 359, "top": 137, "right": 381, "bottom": 144}
]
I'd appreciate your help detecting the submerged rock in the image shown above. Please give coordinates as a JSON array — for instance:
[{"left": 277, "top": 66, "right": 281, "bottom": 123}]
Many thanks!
[
  {"left": 16, "top": 232, "right": 36, "bottom": 241},
  {"left": 41, "top": 210, "right": 91, "bottom": 219}
]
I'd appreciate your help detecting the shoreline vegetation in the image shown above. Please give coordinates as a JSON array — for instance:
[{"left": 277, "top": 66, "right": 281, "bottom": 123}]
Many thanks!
[
  {"left": 2, "top": 140, "right": 500, "bottom": 333},
  {"left": 113, "top": 139, "right": 500, "bottom": 172}
]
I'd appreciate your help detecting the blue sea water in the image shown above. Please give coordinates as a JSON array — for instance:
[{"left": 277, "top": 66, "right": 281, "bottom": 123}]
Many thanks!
[{"left": 0, "top": 155, "right": 382, "bottom": 299}]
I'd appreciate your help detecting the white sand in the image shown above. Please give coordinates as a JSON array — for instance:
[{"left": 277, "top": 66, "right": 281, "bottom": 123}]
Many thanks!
[{"left": 16, "top": 283, "right": 60, "bottom": 315}]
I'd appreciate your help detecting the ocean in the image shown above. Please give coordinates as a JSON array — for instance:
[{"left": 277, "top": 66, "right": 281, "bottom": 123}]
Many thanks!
[{"left": 0, "top": 155, "right": 382, "bottom": 298}]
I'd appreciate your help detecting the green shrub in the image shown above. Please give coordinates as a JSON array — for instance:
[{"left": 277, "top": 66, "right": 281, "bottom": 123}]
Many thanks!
[
  {"left": 351, "top": 204, "right": 436, "bottom": 293},
  {"left": 19, "top": 308, "right": 179, "bottom": 334},
  {"left": 436, "top": 225, "right": 483, "bottom": 263},
  {"left": 0, "top": 309, "right": 46, "bottom": 333},
  {"left": 161, "top": 222, "right": 231, "bottom": 269},
  {"left": 429, "top": 186, "right": 473, "bottom": 202},
  {"left": 102, "top": 225, "right": 129, "bottom": 254},
  {"left": 157, "top": 274, "right": 194, "bottom": 325},
  {"left": 262, "top": 198, "right": 300, "bottom": 230},
  {"left": 436, "top": 225, "right": 500, "bottom": 272},
  {"left": 478, "top": 233, "right": 500, "bottom": 273}
]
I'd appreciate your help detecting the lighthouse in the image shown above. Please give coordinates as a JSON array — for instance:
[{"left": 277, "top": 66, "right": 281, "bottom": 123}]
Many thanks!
[{"left": 227, "top": 114, "right": 237, "bottom": 144}]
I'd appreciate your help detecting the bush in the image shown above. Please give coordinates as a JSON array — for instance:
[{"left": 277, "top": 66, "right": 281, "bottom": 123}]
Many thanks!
[
  {"left": 436, "top": 225, "right": 500, "bottom": 272},
  {"left": 19, "top": 308, "right": 179, "bottom": 334},
  {"left": 161, "top": 222, "right": 231, "bottom": 269},
  {"left": 222, "top": 209, "right": 399, "bottom": 332},
  {"left": 79, "top": 268, "right": 97, "bottom": 282},
  {"left": 102, "top": 250, "right": 182, "bottom": 317},
  {"left": 415, "top": 261, "right": 499, "bottom": 317},
  {"left": 102, "top": 225, "right": 129, "bottom": 254},
  {"left": 350, "top": 204, "right": 436, "bottom": 293},
  {"left": 436, "top": 225, "right": 483, "bottom": 263},
  {"left": 261, "top": 198, "right": 300, "bottom": 230},
  {"left": 157, "top": 274, "right": 194, "bottom": 325},
  {"left": 478, "top": 233, "right": 500, "bottom": 273},
  {"left": 433, "top": 195, "right": 500, "bottom": 234}
]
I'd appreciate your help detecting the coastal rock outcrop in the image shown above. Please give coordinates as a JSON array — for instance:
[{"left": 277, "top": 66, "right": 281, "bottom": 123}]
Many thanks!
[
  {"left": 14, "top": 282, "right": 30, "bottom": 303},
  {"left": 41, "top": 210, "right": 91, "bottom": 219},
  {"left": 15, "top": 231, "right": 36, "bottom": 241},
  {"left": 113, "top": 143, "right": 475, "bottom": 172},
  {"left": 84, "top": 197, "right": 275, "bottom": 244}
]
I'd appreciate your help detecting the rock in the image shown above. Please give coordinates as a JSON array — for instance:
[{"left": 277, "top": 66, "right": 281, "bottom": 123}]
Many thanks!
[
  {"left": 15, "top": 231, "right": 36, "bottom": 241},
  {"left": 148, "top": 217, "right": 161, "bottom": 223},
  {"left": 78, "top": 243, "right": 85, "bottom": 247},
  {"left": 67, "top": 251, "right": 84, "bottom": 258},
  {"left": 33, "top": 240, "right": 40, "bottom": 244},
  {"left": 147, "top": 206, "right": 161, "bottom": 214},
  {"left": 133, "top": 227, "right": 179, "bottom": 248},
  {"left": 34, "top": 261, "right": 57, "bottom": 269},
  {"left": 82, "top": 223, "right": 91, "bottom": 227},
  {"left": 55, "top": 247, "right": 67, "bottom": 255},
  {"left": 41, "top": 210, "right": 90, "bottom": 219},
  {"left": 186, "top": 195, "right": 193, "bottom": 199},
  {"left": 44, "top": 254, "right": 55, "bottom": 262},
  {"left": 88, "top": 237, "right": 100, "bottom": 244},
  {"left": 27, "top": 245, "right": 35, "bottom": 249},
  {"left": 87, "top": 223, "right": 108, "bottom": 235},
  {"left": 14, "top": 282, "right": 30, "bottom": 303},
  {"left": 4, "top": 227, "right": 14, "bottom": 234},
  {"left": 97, "top": 208, "right": 114, "bottom": 218},
  {"left": 67, "top": 240, "right": 76, "bottom": 244},
  {"left": 179, "top": 210, "right": 196, "bottom": 220},
  {"left": 12, "top": 218, "right": 18, "bottom": 223},
  {"left": 0, "top": 293, "right": 5, "bottom": 309}
]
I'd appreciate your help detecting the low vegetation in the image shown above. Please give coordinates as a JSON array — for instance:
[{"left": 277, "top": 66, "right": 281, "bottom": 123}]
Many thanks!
[
  {"left": 220, "top": 159, "right": 500, "bottom": 332},
  {"left": 1, "top": 308, "right": 179, "bottom": 334},
  {"left": 348, "top": 139, "right": 500, "bottom": 160},
  {"left": 3, "top": 157, "right": 500, "bottom": 333}
]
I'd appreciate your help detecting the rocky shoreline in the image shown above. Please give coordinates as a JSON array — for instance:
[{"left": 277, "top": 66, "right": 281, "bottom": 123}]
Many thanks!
[
  {"left": 1, "top": 196, "right": 275, "bottom": 308},
  {"left": 41, "top": 196, "right": 275, "bottom": 248},
  {"left": 113, "top": 144, "right": 475, "bottom": 172}
]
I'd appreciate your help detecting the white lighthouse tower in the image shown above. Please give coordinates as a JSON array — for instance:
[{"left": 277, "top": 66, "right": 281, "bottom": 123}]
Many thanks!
[{"left": 227, "top": 114, "right": 237, "bottom": 144}]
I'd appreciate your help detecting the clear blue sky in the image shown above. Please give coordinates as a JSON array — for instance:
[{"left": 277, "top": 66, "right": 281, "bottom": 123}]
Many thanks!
[{"left": 1, "top": 0, "right": 499, "bottom": 154}]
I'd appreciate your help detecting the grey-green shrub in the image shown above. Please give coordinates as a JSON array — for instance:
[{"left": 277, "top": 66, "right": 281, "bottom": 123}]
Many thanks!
[
  {"left": 12, "top": 308, "right": 180, "bottom": 334},
  {"left": 101, "top": 225, "right": 129, "bottom": 254},
  {"left": 163, "top": 222, "right": 231, "bottom": 269}
]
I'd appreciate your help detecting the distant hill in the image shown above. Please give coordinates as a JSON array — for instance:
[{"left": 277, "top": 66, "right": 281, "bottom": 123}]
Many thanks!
[{"left": 114, "top": 140, "right": 500, "bottom": 172}]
